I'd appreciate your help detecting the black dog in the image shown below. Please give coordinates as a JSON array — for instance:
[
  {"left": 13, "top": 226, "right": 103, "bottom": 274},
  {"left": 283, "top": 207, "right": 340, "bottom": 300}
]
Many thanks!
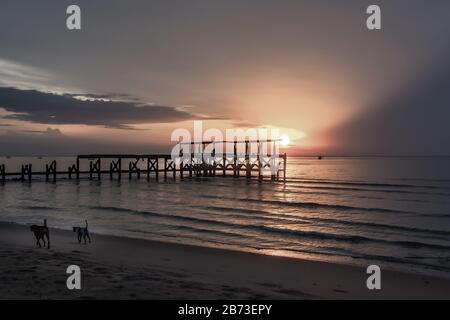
[
  {"left": 73, "top": 220, "right": 91, "bottom": 244},
  {"left": 30, "top": 219, "right": 50, "bottom": 249}
]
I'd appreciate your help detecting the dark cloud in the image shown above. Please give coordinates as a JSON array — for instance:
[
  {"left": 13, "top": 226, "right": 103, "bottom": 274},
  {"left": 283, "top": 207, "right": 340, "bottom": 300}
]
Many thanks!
[
  {"left": 0, "top": 87, "right": 201, "bottom": 129},
  {"left": 325, "top": 61, "right": 450, "bottom": 156},
  {"left": 231, "top": 120, "right": 262, "bottom": 128},
  {"left": 67, "top": 92, "right": 140, "bottom": 102}
]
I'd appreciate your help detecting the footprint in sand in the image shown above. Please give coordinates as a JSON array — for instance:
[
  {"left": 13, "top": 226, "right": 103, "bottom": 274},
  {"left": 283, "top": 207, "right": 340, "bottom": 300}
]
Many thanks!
[{"left": 333, "top": 289, "right": 349, "bottom": 294}]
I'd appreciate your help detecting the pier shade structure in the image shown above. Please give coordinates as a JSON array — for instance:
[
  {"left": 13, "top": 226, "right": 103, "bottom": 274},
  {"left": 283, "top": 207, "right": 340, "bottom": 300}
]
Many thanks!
[{"left": 0, "top": 139, "right": 286, "bottom": 182}]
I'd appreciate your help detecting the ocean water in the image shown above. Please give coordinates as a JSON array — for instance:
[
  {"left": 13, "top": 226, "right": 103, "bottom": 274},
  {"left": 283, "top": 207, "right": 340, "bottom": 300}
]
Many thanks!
[{"left": 1, "top": 156, "right": 450, "bottom": 278}]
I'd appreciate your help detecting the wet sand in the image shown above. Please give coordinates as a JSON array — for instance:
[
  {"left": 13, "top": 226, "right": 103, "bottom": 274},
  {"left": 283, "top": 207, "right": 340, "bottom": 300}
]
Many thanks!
[{"left": 1, "top": 222, "right": 449, "bottom": 300}]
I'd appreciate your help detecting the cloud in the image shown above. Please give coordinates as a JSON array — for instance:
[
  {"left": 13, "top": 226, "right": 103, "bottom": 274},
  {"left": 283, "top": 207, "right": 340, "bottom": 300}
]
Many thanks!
[
  {"left": 231, "top": 120, "right": 262, "bottom": 128},
  {"left": 324, "top": 60, "right": 450, "bottom": 156},
  {"left": 22, "top": 127, "right": 63, "bottom": 136},
  {"left": 0, "top": 58, "right": 60, "bottom": 93},
  {"left": 0, "top": 87, "right": 203, "bottom": 129}
]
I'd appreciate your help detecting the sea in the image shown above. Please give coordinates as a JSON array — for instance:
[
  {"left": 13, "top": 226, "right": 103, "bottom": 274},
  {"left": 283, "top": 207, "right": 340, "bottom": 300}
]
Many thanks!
[{"left": 1, "top": 156, "right": 449, "bottom": 278}]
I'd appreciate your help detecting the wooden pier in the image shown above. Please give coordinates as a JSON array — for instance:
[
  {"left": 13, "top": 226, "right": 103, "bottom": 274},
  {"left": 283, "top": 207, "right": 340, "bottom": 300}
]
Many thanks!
[{"left": 0, "top": 140, "right": 287, "bottom": 183}]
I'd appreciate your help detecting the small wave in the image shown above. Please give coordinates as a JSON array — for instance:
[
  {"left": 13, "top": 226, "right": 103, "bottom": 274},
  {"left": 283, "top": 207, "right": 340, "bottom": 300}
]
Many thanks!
[
  {"left": 197, "top": 205, "right": 266, "bottom": 215},
  {"left": 19, "top": 205, "right": 59, "bottom": 211},
  {"left": 87, "top": 205, "right": 450, "bottom": 252},
  {"left": 285, "top": 182, "right": 450, "bottom": 197},
  {"left": 285, "top": 246, "right": 450, "bottom": 273},
  {"left": 200, "top": 205, "right": 450, "bottom": 237},
  {"left": 422, "top": 213, "right": 450, "bottom": 219},
  {"left": 251, "top": 225, "right": 450, "bottom": 250},
  {"left": 285, "top": 177, "right": 450, "bottom": 190},
  {"left": 300, "top": 216, "right": 450, "bottom": 237},
  {"left": 200, "top": 194, "right": 414, "bottom": 215}
]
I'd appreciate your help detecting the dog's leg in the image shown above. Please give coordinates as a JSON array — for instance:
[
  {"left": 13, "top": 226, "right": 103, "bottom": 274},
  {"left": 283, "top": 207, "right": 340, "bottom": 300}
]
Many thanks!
[
  {"left": 87, "top": 232, "right": 91, "bottom": 244},
  {"left": 46, "top": 233, "right": 50, "bottom": 249}
]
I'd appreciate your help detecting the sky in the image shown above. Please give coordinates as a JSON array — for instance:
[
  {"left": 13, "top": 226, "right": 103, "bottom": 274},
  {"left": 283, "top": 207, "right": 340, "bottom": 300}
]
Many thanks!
[{"left": 0, "top": 0, "right": 450, "bottom": 156}]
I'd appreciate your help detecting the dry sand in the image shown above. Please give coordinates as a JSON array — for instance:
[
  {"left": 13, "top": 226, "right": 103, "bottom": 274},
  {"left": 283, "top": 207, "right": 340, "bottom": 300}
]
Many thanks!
[{"left": 0, "top": 222, "right": 449, "bottom": 300}]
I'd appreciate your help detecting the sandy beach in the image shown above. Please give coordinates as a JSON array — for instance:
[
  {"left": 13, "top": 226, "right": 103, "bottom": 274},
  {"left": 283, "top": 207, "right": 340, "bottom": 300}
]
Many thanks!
[{"left": 0, "top": 222, "right": 449, "bottom": 300}]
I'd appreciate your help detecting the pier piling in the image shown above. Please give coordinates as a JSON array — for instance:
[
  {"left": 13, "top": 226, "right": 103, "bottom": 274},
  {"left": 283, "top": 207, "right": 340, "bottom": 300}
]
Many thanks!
[
  {"left": 45, "top": 160, "right": 57, "bottom": 182},
  {"left": 0, "top": 164, "right": 5, "bottom": 183}
]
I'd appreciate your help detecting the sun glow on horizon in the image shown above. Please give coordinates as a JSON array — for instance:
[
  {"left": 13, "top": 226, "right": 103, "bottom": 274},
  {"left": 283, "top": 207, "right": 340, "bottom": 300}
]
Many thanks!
[{"left": 280, "top": 134, "right": 290, "bottom": 146}]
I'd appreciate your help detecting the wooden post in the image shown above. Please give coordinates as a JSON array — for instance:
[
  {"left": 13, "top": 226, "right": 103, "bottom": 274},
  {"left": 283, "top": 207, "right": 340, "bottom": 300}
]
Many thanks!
[
  {"left": 271, "top": 141, "right": 276, "bottom": 180},
  {"left": 110, "top": 162, "right": 113, "bottom": 180},
  {"left": 211, "top": 144, "right": 216, "bottom": 177},
  {"left": 173, "top": 160, "right": 176, "bottom": 179},
  {"left": 179, "top": 148, "right": 184, "bottom": 179},
  {"left": 277, "top": 162, "right": 280, "bottom": 180},
  {"left": 0, "top": 164, "right": 5, "bottom": 183},
  {"left": 68, "top": 164, "right": 77, "bottom": 179},
  {"left": 89, "top": 161, "right": 93, "bottom": 180},
  {"left": 97, "top": 158, "right": 101, "bottom": 180},
  {"left": 222, "top": 149, "right": 226, "bottom": 177},
  {"left": 180, "top": 161, "right": 184, "bottom": 179},
  {"left": 46, "top": 160, "right": 56, "bottom": 182},
  {"left": 245, "top": 140, "right": 251, "bottom": 178},
  {"left": 128, "top": 161, "right": 132, "bottom": 179},
  {"left": 76, "top": 157, "right": 80, "bottom": 180},
  {"left": 110, "top": 158, "right": 121, "bottom": 180},
  {"left": 129, "top": 158, "right": 140, "bottom": 179},
  {"left": 189, "top": 152, "right": 193, "bottom": 178},
  {"left": 118, "top": 158, "right": 122, "bottom": 180},
  {"left": 233, "top": 141, "right": 237, "bottom": 177},
  {"left": 89, "top": 158, "right": 100, "bottom": 180},
  {"left": 164, "top": 157, "right": 168, "bottom": 179},
  {"left": 258, "top": 141, "right": 262, "bottom": 181},
  {"left": 156, "top": 157, "right": 159, "bottom": 180},
  {"left": 202, "top": 142, "right": 207, "bottom": 177},
  {"left": 147, "top": 157, "right": 159, "bottom": 180},
  {"left": 21, "top": 164, "right": 32, "bottom": 182}
]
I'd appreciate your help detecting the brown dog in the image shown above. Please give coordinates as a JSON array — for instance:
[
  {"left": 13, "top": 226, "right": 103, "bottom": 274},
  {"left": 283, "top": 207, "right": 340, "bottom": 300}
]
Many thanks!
[{"left": 30, "top": 219, "right": 50, "bottom": 249}]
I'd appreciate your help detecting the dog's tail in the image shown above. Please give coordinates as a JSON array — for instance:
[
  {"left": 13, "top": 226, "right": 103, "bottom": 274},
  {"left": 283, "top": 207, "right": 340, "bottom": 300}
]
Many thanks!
[{"left": 85, "top": 219, "right": 88, "bottom": 228}]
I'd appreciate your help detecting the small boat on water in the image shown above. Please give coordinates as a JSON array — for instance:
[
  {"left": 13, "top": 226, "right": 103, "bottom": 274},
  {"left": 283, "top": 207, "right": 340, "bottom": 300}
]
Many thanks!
[{"left": 318, "top": 155, "right": 323, "bottom": 160}]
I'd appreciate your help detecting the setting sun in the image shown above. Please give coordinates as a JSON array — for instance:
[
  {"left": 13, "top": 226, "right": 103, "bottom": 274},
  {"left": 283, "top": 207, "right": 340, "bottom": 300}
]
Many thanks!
[{"left": 281, "top": 134, "right": 290, "bottom": 146}]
